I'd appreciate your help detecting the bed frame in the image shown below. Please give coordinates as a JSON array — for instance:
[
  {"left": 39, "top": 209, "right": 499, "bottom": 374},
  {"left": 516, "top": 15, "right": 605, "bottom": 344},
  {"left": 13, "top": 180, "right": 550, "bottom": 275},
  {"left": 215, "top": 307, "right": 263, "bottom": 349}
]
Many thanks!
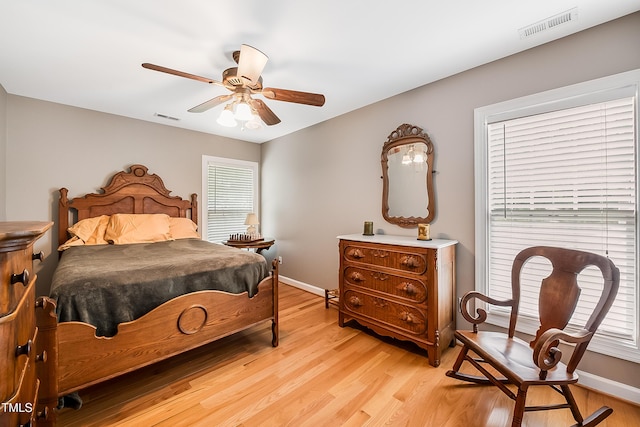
[{"left": 35, "top": 164, "right": 278, "bottom": 425}]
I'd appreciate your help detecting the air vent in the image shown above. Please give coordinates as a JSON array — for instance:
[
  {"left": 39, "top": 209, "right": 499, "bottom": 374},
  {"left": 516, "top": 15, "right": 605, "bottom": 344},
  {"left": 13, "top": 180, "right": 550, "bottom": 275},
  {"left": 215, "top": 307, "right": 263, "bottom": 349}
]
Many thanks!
[
  {"left": 154, "top": 113, "right": 180, "bottom": 121},
  {"left": 519, "top": 7, "right": 578, "bottom": 39}
]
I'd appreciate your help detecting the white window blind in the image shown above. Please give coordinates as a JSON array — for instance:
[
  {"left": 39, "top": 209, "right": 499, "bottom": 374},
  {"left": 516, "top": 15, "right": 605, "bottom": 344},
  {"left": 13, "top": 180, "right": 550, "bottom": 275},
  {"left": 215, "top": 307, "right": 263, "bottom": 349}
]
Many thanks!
[
  {"left": 202, "top": 157, "right": 258, "bottom": 244},
  {"left": 486, "top": 97, "right": 636, "bottom": 346},
  {"left": 475, "top": 70, "right": 640, "bottom": 363}
]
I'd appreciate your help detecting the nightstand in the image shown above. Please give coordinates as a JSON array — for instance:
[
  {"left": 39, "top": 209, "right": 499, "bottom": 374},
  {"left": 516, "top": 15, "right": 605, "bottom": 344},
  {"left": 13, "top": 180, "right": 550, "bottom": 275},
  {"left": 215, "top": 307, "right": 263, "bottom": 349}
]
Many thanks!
[{"left": 223, "top": 238, "right": 275, "bottom": 254}]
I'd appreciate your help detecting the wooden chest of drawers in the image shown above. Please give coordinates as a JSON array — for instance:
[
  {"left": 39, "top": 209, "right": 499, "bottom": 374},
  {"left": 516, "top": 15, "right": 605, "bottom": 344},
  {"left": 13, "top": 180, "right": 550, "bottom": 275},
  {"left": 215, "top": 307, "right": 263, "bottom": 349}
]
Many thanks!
[
  {"left": 1, "top": 222, "right": 52, "bottom": 426},
  {"left": 338, "top": 234, "right": 457, "bottom": 367}
]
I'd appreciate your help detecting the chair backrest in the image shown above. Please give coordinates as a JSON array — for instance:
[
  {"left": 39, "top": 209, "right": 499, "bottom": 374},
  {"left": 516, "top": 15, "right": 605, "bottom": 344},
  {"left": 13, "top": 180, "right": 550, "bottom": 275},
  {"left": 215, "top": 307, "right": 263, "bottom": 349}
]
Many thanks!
[{"left": 510, "top": 246, "right": 619, "bottom": 367}]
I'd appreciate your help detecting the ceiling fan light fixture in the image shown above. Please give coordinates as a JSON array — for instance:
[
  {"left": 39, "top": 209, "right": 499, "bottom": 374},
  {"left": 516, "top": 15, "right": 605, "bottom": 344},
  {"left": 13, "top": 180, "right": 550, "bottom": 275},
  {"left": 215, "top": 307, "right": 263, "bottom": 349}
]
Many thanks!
[
  {"left": 217, "top": 105, "right": 237, "bottom": 127},
  {"left": 244, "top": 118, "right": 262, "bottom": 130},
  {"left": 234, "top": 101, "right": 254, "bottom": 121},
  {"left": 143, "top": 44, "right": 325, "bottom": 130}
]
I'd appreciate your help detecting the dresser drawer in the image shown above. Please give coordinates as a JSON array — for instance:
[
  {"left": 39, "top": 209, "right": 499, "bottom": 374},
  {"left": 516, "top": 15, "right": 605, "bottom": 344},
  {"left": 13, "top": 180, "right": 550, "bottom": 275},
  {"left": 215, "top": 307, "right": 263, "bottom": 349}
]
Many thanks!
[
  {"left": 0, "top": 248, "right": 33, "bottom": 315},
  {"left": 0, "top": 362, "right": 39, "bottom": 426},
  {"left": 0, "top": 282, "right": 37, "bottom": 402},
  {"left": 342, "top": 289, "right": 427, "bottom": 335},
  {"left": 343, "top": 243, "right": 428, "bottom": 275},
  {"left": 343, "top": 266, "right": 427, "bottom": 303}
]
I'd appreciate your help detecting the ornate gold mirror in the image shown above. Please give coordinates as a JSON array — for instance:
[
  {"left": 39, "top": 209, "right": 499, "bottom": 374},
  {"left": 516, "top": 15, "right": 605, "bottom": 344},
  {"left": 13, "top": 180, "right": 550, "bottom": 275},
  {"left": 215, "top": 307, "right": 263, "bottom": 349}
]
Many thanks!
[{"left": 381, "top": 124, "right": 435, "bottom": 228}]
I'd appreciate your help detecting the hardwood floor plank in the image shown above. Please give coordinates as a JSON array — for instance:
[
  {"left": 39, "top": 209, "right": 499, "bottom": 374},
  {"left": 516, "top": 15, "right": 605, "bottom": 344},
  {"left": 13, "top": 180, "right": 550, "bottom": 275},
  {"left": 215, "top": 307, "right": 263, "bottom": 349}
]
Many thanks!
[{"left": 56, "top": 285, "right": 640, "bottom": 426}]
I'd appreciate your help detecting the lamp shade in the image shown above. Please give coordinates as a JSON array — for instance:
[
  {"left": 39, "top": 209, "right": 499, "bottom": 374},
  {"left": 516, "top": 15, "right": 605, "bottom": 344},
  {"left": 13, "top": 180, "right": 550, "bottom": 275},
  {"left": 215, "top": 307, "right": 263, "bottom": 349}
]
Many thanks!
[
  {"left": 217, "top": 105, "right": 237, "bottom": 127},
  {"left": 244, "top": 213, "right": 259, "bottom": 225},
  {"left": 245, "top": 117, "right": 262, "bottom": 130},
  {"left": 234, "top": 102, "right": 254, "bottom": 121}
]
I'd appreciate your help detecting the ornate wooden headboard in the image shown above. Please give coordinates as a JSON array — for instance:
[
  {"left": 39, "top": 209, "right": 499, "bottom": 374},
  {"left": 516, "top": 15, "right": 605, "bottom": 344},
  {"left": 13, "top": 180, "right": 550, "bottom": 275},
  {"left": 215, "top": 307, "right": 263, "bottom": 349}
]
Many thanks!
[{"left": 58, "top": 164, "right": 198, "bottom": 246}]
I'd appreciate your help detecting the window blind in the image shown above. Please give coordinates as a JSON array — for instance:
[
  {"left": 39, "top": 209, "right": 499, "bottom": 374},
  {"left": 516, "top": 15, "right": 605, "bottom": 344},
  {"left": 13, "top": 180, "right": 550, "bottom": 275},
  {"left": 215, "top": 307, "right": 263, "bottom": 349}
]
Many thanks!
[
  {"left": 486, "top": 97, "right": 637, "bottom": 345},
  {"left": 205, "top": 162, "right": 256, "bottom": 243}
]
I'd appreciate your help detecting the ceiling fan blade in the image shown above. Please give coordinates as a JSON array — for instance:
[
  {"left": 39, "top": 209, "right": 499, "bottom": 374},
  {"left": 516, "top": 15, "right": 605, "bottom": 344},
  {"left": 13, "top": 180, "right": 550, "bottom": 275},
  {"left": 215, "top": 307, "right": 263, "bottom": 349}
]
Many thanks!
[
  {"left": 262, "top": 88, "right": 325, "bottom": 107},
  {"left": 188, "top": 94, "right": 233, "bottom": 113},
  {"left": 237, "top": 44, "right": 268, "bottom": 85},
  {"left": 142, "top": 63, "right": 223, "bottom": 86},
  {"left": 248, "top": 98, "right": 281, "bottom": 126}
]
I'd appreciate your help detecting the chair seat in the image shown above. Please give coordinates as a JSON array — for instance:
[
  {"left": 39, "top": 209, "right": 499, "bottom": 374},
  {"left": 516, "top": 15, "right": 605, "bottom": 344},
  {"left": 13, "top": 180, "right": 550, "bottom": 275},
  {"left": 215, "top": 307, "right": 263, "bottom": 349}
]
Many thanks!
[{"left": 455, "top": 330, "right": 578, "bottom": 386}]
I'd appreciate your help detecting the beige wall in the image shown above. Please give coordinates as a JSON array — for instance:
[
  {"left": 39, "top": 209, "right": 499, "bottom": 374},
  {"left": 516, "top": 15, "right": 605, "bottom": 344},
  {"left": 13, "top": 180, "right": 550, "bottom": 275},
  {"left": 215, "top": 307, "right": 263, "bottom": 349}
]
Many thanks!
[
  {"left": 0, "top": 84, "right": 7, "bottom": 220},
  {"left": 261, "top": 12, "right": 640, "bottom": 388},
  {"left": 5, "top": 95, "right": 261, "bottom": 294}
]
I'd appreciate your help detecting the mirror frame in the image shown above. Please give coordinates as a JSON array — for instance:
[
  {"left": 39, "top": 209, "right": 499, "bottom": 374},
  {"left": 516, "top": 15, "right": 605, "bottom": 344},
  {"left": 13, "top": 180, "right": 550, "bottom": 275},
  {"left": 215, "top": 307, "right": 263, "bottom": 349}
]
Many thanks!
[{"left": 381, "top": 123, "right": 435, "bottom": 228}]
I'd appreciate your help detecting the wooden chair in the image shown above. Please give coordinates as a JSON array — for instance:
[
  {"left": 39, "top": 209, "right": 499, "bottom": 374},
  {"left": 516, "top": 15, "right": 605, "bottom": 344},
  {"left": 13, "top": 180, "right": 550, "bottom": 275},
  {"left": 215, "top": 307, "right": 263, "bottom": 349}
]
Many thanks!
[{"left": 446, "top": 246, "right": 620, "bottom": 427}]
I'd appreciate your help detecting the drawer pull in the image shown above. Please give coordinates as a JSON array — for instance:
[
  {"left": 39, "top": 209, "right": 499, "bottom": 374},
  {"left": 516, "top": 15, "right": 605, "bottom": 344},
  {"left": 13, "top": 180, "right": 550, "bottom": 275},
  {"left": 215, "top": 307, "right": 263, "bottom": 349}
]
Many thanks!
[
  {"left": 349, "top": 272, "right": 365, "bottom": 282},
  {"left": 401, "top": 282, "right": 416, "bottom": 295},
  {"left": 10, "top": 269, "right": 30, "bottom": 286},
  {"left": 348, "top": 249, "right": 365, "bottom": 259},
  {"left": 38, "top": 406, "right": 50, "bottom": 420},
  {"left": 400, "top": 312, "right": 417, "bottom": 324},
  {"left": 36, "top": 350, "right": 48, "bottom": 363},
  {"left": 32, "top": 251, "right": 45, "bottom": 262},
  {"left": 15, "top": 339, "right": 32, "bottom": 358},
  {"left": 400, "top": 256, "right": 419, "bottom": 269},
  {"left": 348, "top": 296, "right": 363, "bottom": 307}
]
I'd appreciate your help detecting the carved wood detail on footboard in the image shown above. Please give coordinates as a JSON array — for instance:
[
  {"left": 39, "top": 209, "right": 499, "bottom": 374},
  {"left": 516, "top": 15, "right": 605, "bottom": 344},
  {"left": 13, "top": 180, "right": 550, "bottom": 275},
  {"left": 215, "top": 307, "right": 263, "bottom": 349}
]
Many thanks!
[{"left": 36, "top": 264, "right": 278, "bottom": 419}]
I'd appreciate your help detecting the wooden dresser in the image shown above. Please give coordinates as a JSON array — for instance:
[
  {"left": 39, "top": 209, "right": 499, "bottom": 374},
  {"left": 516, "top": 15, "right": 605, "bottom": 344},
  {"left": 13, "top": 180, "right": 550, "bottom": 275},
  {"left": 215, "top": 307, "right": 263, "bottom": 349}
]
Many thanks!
[
  {"left": 1, "top": 221, "right": 52, "bottom": 426},
  {"left": 338, "top": 234, "right": 457, "bottom": 367}
]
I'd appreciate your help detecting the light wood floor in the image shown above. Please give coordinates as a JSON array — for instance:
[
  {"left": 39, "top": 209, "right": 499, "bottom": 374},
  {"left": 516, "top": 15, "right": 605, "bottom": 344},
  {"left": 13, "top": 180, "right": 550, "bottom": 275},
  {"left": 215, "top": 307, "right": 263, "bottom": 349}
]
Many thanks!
[{"left": 57, "top": 284, "right": 640, "bottom": 427}]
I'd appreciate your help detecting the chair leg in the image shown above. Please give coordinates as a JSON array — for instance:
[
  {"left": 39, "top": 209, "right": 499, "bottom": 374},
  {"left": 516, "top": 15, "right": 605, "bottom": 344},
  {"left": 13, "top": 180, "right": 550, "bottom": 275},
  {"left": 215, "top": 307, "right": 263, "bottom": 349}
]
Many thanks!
[
  {"left": 511, "top": 387, "right": 527, "bottom": 427},
  {"left": 562, "top": 385, "right": 584, "bottom": 425},
  {"left": 446, "top": 345, "right": 511, "bottom": 386},
  {"left": 445, "top": 344, "right": 488, "bottom": 383},
  {"left": 451, "top": 343, "right": 469, "bottom": 372},
  {"left": 445, "top": 343, "right": 469, "bottom": 380},
  {"left": 561, "top": 385, "right": 613, "bottom": 426}
]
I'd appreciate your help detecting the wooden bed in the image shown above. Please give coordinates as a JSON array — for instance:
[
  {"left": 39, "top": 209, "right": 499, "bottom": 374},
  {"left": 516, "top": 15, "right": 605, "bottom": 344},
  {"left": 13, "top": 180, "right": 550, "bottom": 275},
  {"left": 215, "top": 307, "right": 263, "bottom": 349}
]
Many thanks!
[{"left": 35, "top": 164, "right": 278, "bottom": 425}]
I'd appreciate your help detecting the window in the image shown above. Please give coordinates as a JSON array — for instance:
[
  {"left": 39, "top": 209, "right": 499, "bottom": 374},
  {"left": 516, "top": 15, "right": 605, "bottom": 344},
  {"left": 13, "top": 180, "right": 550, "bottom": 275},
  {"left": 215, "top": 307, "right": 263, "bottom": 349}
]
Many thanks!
[
  {"left": 475, "top": 69, "right": 640, "bottom": 363},
  {"left": 201, "top": 156, "right": 258, "bottom": 243}
]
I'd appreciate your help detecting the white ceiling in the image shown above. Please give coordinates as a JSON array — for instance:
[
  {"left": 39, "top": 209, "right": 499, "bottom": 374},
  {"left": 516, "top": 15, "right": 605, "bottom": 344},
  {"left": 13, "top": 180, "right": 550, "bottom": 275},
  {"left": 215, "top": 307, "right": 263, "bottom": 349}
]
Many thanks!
[{"left": 1, "top": 1, "right": 638, "bottom": 144}]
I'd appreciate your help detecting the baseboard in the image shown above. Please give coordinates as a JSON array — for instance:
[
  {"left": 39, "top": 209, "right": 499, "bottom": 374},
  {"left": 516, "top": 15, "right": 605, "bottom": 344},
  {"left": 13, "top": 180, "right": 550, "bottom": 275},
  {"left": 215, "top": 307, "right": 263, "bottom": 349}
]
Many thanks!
[
  {"left": 279, "top": 276, "right": 640, "bottom": 405},
  {"left": 577, "top": 369, "right": 640, "bottom": 405},
  {"left": 278, "top": 275, "right": 326, "bottom": 297}
]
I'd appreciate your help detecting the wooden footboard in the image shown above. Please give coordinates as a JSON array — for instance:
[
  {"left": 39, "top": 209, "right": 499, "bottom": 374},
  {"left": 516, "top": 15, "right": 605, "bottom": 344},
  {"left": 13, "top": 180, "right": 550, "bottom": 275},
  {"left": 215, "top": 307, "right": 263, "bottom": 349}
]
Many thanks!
[{"left": 35, "top": 260, "right": 278, "bottom": 424}]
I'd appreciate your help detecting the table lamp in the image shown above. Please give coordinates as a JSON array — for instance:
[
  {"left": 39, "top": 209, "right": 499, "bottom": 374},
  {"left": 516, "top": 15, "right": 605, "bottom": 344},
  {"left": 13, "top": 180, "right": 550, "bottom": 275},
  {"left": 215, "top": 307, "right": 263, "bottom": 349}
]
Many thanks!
[{"left": 245, "top": 213, "right": 259, "bottom": 234}]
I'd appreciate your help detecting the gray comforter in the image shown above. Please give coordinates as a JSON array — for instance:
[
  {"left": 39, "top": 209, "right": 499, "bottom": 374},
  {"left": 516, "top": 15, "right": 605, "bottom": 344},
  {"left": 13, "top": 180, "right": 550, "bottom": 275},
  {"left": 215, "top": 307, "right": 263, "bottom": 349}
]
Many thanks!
[{"left": 50, "top": 239, "right": 269, "bottom": 337}]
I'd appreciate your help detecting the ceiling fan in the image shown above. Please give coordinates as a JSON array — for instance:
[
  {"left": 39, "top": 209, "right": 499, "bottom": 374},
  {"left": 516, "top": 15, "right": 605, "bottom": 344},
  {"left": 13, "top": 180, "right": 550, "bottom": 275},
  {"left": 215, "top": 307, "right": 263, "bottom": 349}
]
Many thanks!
[{"left": 142, "top": 44, "right": 325, "bottom": 128}]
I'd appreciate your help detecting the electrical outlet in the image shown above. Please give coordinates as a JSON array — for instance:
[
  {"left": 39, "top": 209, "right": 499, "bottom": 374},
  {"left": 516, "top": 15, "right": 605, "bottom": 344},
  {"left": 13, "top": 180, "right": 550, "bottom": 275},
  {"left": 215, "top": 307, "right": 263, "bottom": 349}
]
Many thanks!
[{"left": 278, "top": 256, "right": 283, "bottom": 265}]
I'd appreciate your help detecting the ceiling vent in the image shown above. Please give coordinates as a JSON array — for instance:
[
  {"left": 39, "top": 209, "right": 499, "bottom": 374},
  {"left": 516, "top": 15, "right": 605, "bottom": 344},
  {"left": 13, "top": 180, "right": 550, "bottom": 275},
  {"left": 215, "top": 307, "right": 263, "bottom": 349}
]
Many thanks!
[
  {"left": 154, "top": 113, "right": 180, "bottom": 121},
  {"left": 519, "top": 8, "right": 578, "bottom": 39}
]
